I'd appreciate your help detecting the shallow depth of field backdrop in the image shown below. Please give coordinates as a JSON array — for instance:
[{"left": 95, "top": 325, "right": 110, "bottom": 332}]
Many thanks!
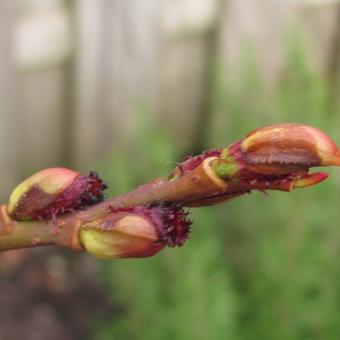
[{"left": 1, "top": 0, "right": 340, "bottom": 339}]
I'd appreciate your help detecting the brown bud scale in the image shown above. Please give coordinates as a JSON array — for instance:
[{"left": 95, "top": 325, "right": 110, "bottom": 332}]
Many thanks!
[{"left": 170, "top": 149, "right": 221, "bottom": 179}]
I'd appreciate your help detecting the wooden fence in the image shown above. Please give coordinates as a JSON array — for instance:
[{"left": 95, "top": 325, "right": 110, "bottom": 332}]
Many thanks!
[{"left": 0, "top": 0, "right": 339, "bottom": 198}]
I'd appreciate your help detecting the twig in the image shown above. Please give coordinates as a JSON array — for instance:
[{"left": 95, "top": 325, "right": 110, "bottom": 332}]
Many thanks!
[{"left": 1, "top": 123, "right": 340, "bottom": 259}]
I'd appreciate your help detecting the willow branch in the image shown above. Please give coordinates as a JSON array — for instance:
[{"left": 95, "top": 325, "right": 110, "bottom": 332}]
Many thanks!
[{"left": 1, "top": 123, "right": 340, "bottom": 259}]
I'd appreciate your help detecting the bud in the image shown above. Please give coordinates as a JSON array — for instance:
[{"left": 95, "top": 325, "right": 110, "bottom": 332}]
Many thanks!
[
  {"left": 239, "top": 123, "right": 340, "bottom": 175},
  {"left": 162, "top": 124, "right": 340, "bottom": 207},
  {"left": 197, "top": 123, "right": 340, "bottom": 205},
  {"left": 80, "top": 204, "right": 191, "bottom": 259},
  {"left": 8, "top": 168, "right": 107, "bottom": 221}
]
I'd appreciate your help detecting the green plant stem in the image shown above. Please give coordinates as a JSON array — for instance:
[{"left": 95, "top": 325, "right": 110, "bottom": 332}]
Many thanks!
[
  {"left": 81, "top": 157, "right": 228, "bottom": 222},
  {"left": 0, "top": 208, "right": 53, "bottom": 250},
  {"left": 0, "top": 158, "right": 225, "bottom": 252},
  {"left": 0, "top": 220, "right": 52, "bottom": 250},
  {"left": 0, "top": 156, "right": 318, "bottom": 253},
  {"left": 0, "top": 205, "right": 83, "bottom": 251}
]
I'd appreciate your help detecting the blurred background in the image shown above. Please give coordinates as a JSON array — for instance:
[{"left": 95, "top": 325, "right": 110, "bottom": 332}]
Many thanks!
[{"left": 1, "top": 0, "right": 340, "bottom": 339}]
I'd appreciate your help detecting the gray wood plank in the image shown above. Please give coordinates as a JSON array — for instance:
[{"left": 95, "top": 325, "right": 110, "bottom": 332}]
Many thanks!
[
  {"left": 0, "top": 1, "right": 23, "bottom": 200},
  {"left": 73, "top": 0, "right": 162, "bottom": 169}
]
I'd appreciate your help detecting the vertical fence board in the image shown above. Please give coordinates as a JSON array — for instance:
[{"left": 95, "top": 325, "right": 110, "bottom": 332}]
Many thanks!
[
  {"left": 0, "top": 1, "right": 23, "bottom": 199},
  {"left": 13, "top": 0, "right": 72, "bottom": 174},
  {"left": 73, "top": 0, "right": 162, "bottom": 169},
  {"left": 293, "top": 2, "right": 340, "bottom": 75},
  {"left": 158, "top": 36, "right": 214, "bottom": 152},
  {"left": 16, "top": 68, "right": 67, "bottom": 172},
  {"left": 217, "top": 0, "right": 340, "bottom": 84},
  {"left": 217, "top": 0, "right": 293, "bottom": 85},
  {"left": 73, "top": 0, "right": 220, "bottom": 168}
]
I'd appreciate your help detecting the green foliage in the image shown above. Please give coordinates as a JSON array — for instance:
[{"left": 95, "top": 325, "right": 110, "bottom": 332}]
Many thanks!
[{"left": 93, "top": 34, "right": 340, "bottom": 340}]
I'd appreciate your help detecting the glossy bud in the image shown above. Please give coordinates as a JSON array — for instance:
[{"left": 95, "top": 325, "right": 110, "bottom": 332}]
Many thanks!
[
  {"left": 239, "top": 123, "right": 340, "bottom": 175},
  {"left": 80, "top": 212, "right": 164, "bottom": 259},
  {"left": 80, "top": 204, "right": 191, "bottom": 259},
  {"left": 8, "top": 168, "right": 107, "bottom": 221},
  {"left": 207, "top": 123, "right": 340, "bottom": 202}
]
